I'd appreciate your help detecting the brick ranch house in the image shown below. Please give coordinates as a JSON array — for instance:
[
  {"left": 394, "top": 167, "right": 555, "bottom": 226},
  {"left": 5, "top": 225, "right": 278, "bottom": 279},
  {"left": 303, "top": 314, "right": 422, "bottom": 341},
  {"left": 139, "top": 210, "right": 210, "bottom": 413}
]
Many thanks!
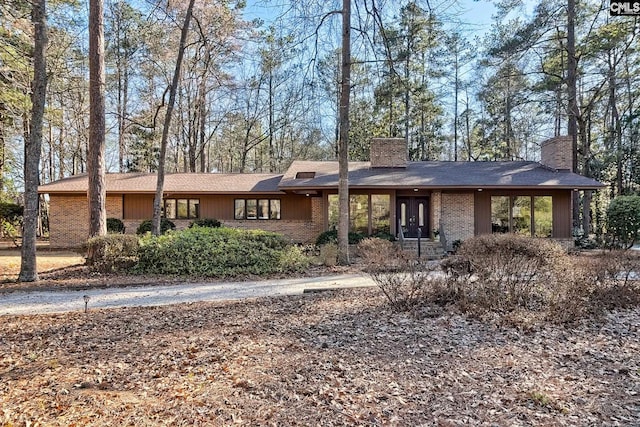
[{"left": 39, "top": 137, "right": 603, "bottom": 249}]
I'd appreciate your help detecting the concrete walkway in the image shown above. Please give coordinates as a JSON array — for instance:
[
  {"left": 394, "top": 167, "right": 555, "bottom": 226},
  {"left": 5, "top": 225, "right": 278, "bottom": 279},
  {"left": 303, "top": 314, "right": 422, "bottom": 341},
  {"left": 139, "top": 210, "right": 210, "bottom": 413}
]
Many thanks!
[{"left": 0, "top": 274, "right": 376, "bottom": 316}]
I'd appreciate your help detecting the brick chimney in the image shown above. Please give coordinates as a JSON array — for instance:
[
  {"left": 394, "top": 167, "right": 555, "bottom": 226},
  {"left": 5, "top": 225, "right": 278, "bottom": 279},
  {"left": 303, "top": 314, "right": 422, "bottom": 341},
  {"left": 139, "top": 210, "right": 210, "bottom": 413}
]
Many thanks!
[
  {"left": 369, "top": 138, "right": 407, "bottom": 168},
  {"left": 540, "top": 136, "right": 572, "bottom": 171}
]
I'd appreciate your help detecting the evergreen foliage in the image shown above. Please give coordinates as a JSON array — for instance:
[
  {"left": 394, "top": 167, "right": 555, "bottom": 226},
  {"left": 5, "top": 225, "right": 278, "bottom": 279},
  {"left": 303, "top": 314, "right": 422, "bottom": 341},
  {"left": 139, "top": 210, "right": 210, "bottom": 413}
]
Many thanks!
[
  {"left": 136, "top": 219, "right": 175, "bottom": 235},
  {"left": 189, "top": 218, "right": 222, "bottom": 228},
  {"left": 106, "top": 218, "right": 125, "bottom": 234},
  {"left": 135, "top": 227, "right": 308, "bottom": 277},
  {"left": 606, "top": 195, "right": 640, "bottom": 249}
]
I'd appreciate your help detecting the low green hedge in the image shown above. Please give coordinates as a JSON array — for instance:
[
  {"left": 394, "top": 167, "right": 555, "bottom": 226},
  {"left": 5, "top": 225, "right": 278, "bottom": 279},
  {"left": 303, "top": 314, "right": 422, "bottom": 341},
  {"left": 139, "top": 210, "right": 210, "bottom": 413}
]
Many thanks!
[
  {"left": 136, "top": 219, "right": 176, "bottom": 235},
  {"left": 107, "top": 218, "right": 125, "bottom": 234},
  {"left": 135, "top": 227, "right": 309, "bottom": 277},
  {"left": 189, "top": 218, "right": 222, "bottom": 228},
  {"left": 315, "top": 229, "right": 366, "bottom": 246}
]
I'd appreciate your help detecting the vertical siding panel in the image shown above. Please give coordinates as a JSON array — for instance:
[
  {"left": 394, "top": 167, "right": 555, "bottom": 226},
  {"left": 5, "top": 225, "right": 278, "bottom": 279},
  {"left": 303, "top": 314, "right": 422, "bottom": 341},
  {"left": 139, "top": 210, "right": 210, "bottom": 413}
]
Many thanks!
[
  {"left": 281, "top": 195, "right": 311, "bottom": 220},
  {"left": 553, "top": 191, "right": 572, "bottom": 238},
  {"left": 123, "top": 194, "right": 154, "bottom": 219},
  {"left": 474, "top": 191, "right": 491, "bottom": 235}
]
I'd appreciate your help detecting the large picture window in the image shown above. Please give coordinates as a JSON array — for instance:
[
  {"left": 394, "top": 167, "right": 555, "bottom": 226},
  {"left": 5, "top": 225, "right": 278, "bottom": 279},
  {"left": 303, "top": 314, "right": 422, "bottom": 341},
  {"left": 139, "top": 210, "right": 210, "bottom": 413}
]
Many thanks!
[
  {"left": 491, "top": 195, "right": 552, "bottom": 237},
  {"left": 164, "top": 198, "right": 199, "bottom": 219},
  {"left": 328, "top": 194, "right": 390, "bottom": 235},
  {"left": 234, "top": 199, "right": 281, "bottom": 220}
]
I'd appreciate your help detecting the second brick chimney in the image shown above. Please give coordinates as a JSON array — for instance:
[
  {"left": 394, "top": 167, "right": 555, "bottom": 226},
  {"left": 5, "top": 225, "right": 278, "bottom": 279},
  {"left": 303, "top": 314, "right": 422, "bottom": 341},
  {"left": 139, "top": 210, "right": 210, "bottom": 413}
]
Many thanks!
[{"left": 540, "top": 136, "right": 573, "bottom": 171}]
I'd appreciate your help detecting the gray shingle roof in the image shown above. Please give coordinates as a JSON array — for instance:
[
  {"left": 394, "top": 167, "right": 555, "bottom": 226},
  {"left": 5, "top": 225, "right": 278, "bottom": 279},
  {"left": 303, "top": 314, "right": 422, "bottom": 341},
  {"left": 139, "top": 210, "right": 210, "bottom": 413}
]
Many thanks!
[
  {"left": 38, "top": 173, "right": 285, "bottom": 194},
  {"left": 38, "top": 160, "right": 605, "bottom": 195},
  {"left": 279, "top": 160, "right": 604, "bottom": 190}
]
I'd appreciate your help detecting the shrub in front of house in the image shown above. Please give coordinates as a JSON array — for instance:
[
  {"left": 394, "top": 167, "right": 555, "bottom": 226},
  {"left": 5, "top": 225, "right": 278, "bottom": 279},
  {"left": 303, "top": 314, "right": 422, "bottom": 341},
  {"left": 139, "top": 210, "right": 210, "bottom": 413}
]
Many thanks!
[
  {"left": 189, "top": 218, "right": 222, "bottom": 228},
  {"left": 360, "top": 233, "right": 640, "bottom": 322},
  {"left": 358, "top": 237, "right": 441, "bottom": 311},
  {"left": 107, "top": 218, "right": 125, "bottom": 234},
  {"left": 315, "top": 229, "right": 366, "bottom": 246},
  {"left": 606, "top": 195, "right": 640, "bottom": 249},
  {"left": 86, "top": 234, "right": 139, "bottom": 272},
  {"left": 136, "top": 219, "right": 176, "bottom": 235},
  {"left": 450, "top": 234, "right": 567, "bottom": 311},
  {"left": 135, "top": 227, "right": 309, "bottom": 277},
  {"left": 0, "top": 202, "right": 23, "bottom": 241}
]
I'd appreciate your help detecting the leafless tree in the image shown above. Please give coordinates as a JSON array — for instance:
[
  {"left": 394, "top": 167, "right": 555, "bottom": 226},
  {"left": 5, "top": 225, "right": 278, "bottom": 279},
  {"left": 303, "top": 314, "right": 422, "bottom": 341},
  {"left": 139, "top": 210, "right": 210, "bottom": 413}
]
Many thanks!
[{"left": 152, "top": 0, "right": 195, "bottom": 235}]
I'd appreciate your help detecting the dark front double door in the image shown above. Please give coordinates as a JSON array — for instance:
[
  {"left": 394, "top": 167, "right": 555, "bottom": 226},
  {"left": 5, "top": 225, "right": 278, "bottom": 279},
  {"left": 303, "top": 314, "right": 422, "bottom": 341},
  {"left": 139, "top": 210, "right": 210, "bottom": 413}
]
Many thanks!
[{"left": 397, "top": 197, "right": 429, "bottom": 238}]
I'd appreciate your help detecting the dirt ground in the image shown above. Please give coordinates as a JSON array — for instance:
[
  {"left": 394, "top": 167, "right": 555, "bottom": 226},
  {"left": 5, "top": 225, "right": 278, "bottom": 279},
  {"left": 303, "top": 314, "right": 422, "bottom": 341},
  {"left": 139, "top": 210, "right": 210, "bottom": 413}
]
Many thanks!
[{"left": 1, "top": 285, "right": 639, "bottom": 426}]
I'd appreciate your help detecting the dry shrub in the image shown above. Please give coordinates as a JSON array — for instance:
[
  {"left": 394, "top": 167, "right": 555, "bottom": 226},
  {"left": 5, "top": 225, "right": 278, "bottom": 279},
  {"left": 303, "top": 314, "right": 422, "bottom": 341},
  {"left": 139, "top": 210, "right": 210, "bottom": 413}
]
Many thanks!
[
  {"left": 547, "top": 250, "right": 640, "bottom": 323},
  {"left": 586, "top": 250, "right": 640, "bottom": 313},
  {"left": 453, "top": 234, "right": 567, "bottom": 312},
  {"left": 86, "top": 234, "right": 139, "bottom": 272},
  {"left": 360, "top": 235, "right": 640, "bottom": 321},
  {"left": 606, "top": 249, "right": 640, "bottom": 285},
  {"left": 546, "top": 255, "right": 602, "bottom": 323},
  {"left": 358, "top": 238, "right": 439, "bottom": 311},
  {"left": 319, "top": 243, "right": 338, "bottom": 267}
]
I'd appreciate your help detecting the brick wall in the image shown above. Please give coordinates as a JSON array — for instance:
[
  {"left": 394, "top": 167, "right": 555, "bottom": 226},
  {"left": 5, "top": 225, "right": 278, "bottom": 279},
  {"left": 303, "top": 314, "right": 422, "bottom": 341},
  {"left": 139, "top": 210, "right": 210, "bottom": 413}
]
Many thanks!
[
  {"left": 49, "top": 195, "right": 89, "bottom": 248},
  {"left": 106, "top": 195, "right": 123, "bottom": 218},
  {"left": 440, "top": 193, "right": 475, "bottom": 249},
  {"left": 49, "top": 195, "right": 123, "bottom": 248},
  {"left": 431, "top": 191, "right": 441, "bottom": 237},
  {"left": 51, "top": 195, "right": 324, "bottom": 247},
  {"left": 541, "top": 136, "right": 572, "bottom": 170},
  {"left": 370, "top": 138, "right": 407, "bottom": 168}
]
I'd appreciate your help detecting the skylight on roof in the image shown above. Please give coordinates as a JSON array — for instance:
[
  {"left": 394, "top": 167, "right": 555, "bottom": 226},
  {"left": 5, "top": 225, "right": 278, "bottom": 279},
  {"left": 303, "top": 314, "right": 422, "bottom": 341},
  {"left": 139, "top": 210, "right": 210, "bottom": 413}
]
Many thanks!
[{"left": 295, "top": 172, "right": 315, "bottom": 179}]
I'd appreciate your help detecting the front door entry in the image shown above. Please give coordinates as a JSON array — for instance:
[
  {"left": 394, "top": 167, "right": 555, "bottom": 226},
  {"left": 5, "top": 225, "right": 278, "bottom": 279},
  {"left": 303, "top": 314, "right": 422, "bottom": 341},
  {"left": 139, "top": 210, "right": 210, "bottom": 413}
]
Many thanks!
[{"left": 397, "top": 197, "right": 429, "bottom": 238}]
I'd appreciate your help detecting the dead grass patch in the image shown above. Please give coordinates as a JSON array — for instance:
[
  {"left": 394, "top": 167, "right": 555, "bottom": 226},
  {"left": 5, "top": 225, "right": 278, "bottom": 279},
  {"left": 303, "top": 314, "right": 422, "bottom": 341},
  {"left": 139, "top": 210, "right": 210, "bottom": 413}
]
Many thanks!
[{"left": 0, "top": 249, "right": 85, "bottom": 282}]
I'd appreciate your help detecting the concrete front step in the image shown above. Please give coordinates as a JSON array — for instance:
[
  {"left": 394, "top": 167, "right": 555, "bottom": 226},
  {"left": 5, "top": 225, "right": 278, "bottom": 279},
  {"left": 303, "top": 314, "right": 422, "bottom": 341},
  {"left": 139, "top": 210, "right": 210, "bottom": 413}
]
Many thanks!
[{"left": 395, "top": 240, "right": 446, "bottom": 259}]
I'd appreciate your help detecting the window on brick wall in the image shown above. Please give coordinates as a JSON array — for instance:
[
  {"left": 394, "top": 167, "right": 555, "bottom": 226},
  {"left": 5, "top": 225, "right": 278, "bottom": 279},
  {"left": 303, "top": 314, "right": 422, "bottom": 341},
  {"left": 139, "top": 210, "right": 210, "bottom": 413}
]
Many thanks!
[
  {"left": 491, "top": 195, "right": 552, "bottom": 237},
  {"left": 164, "top": 198, "right": 199, "bottom": 219},
  {"left": 234, "top": 199, "right": 281, "bottom": 220}
]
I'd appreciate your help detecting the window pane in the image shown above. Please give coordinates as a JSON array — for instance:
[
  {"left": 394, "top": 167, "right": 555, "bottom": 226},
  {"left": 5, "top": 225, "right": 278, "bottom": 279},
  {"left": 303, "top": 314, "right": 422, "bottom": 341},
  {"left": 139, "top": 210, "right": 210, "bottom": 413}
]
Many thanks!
[
  {"left": 177, "top": 199, "right": 188, "bottom": 219},
  {"left": 270, "top": 199, "right": 281, "bottom": 220},
  {"left": 328, "top": 195, "right": 339, "bottom": 229},
  {"left": 349, "top": 194, "right": 369, "bottom": 234},
  {"left": 491, "top": 196, "right": 510, "bottom": 233},
  {"left": 258, "top": 199, "right": 269, "bottom": 219},
  {"left": 189, "top": 199, "right": 199, "bottom": 219},
  {"left": 400, "top": 202, "right": 407, "bottom": 227},
  {"left": 246, "top": 199, "right": 257, "bottom": 219},
  {"left": 371, "top": 195, "right": 390, "bottom": 234},
  {"left": 534, "top": 196, "right": 553, "bottom": 237},
  {"left": 234, "top": 200, "right": 245, "bottom": 220},
  {"left": 513, "top": 196, "right": 531, "bottom": 236},
  {"left": 418, "top": 202, "right": 425, "bottom": 227},
  {"left": 165, "top": 199, "right": 176, "bottom": 219}
]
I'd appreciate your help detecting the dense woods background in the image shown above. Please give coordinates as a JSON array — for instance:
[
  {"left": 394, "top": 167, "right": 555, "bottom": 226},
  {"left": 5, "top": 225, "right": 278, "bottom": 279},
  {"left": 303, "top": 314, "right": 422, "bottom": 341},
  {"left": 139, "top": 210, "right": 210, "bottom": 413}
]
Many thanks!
[{"left": 1, "top": 0, "right": 638, "bottom": 223}]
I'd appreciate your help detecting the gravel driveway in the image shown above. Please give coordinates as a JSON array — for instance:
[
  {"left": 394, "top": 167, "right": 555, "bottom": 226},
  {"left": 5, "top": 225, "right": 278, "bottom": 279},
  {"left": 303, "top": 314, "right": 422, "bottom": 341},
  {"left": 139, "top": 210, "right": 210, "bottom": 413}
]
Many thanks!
[{"left": 0, "top": 274, "right": 376, "bottom": 316}]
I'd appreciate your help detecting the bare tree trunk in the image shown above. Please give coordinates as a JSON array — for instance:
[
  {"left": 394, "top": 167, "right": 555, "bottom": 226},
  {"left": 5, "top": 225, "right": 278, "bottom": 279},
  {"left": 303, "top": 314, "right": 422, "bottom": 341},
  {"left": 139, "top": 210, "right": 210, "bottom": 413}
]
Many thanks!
[
  {"left": 19, "top": 0, "right": 47, "bottom": 282},
  {"left": 453, "top": 50, "right": 459, "bottom": 161},
  {"left": 88, "top": 0, "right": 107, "bottom": 239},
  {"left": 567, "top": 0, "right": 580, "bottom": 230},
  {"left": 268, "top": 69, "right": 276, "bottom": 172},
  {"left": 152, "top": 0, "right": 195, "bottom": 235},
  {"left": 0, "top": 111, "right": 5, "bottom": 195},
  {"left": 337, "top": 0, "right": 350, "bottom": 265}
]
